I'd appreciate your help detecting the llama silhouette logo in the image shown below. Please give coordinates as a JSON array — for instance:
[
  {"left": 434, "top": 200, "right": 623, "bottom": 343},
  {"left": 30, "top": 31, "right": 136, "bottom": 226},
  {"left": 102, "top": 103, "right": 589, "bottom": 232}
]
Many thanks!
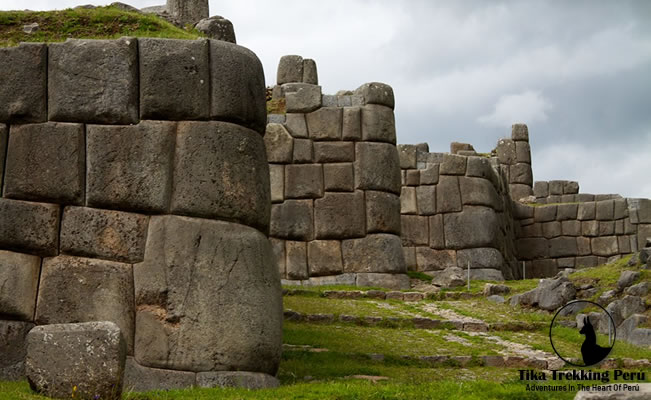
[{"left": 549, "top": 300, "right": 616, "bottom": 367}]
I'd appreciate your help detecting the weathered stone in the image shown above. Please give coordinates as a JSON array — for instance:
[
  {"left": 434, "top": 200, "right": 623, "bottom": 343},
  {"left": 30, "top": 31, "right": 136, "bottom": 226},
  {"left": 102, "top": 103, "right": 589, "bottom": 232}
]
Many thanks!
[
  {"left": 556, "top": 203, "right": 578, "bottom": 221},
  {"left": 510, "top": 163, "right": 533, "bottom": 185},
  {"left": 542, "top": 221, "right": 561, "bottom": 238},
  {"left": 400, "top": 186, "right": 417, "bottom": 214},
  {"left": 0, "top": 320, "right": 34, "bottom": 380},
  {"left": 308, "top": 240, "right": 343, "bottom": 276},
  {"left": 307, "top": 107, "right": 342, "bottom": 140},
  {"left": 36, "top": 255, "right": 134, "bottom": 353},
  {"left": 416, "top": 248, "right": 456, "bottom": 271},
  {"left": 509, "top": 277, "right": 576, "bottom": 311},
  {"left": 194, "top": 16, "right": 236, "bottom": 43},
  {"left": 415, "top": 185, "right": 436, "bottom": 215},
  {"left": 513, "top": 202, "right": 534, "bottom": 219},
  {"left": 366, "top": 191, "right": 400, "bottom": 234},
  {"left": 292, "top": 138, "right": 312, "bottom": 163},
  {"left": 171, "top": 121, "right": 270, "bottom": 232},
  {"left": 0, "top": 43, "right": 47, "bottom": 123},
  {"left": 26, "top": 321, "right": 126, "bottom": 400},
  {"left": 531, "top": 259, "right": 558, "bottom": 278},
  {"left": 342, "top": 106, "right": 361, "bottom": 140},
  {"left": 401, "top": 215, "right": 429, "bottom": 246},
  {"left": 576, "top": 255, "right": 598, "bottom": 268},
  {"left": 548, "top": 236, "right": 577, "bottom": 257},
  {"left": 617, "top": 235, "right": 631, "bottom": 254},
  {"left": 342, "top": 234, "right": 406, "bottom": 273},
  {"left": 617, "top": 270, "right": 640, "bottom": 291},
  {"left": 356, "top": 273, "right": 410, "bottom": 290},
  {"left": 197, "top": 371, "right": 279, "bottom": 389},
  {"left": 437, "top": 175, "right": 462, "bottom": 213},
  {"left": 591, "top": 236, "right": 619, "bottom": 257},
  {"left": 534, "top": 205, "right": 557, "bottom": 222},
  {"left": 557, "top": 257, "right": 575, "bottom": 269},
  {"left": 483, "top": 283, "right": 511, "bottom": 296},
  {"left": 48, "top": 38, "right": 138, "bottom": 124},
  {"left": 301, "top": 58, "right": 318, "bottom": 84},
  {"left": 405, "top": 170, "right": 419, "bottom": 186},
  {"left": 444, "top": 207, "right": 499, "bottom": 249},
  {"left": 355, "top": 142, "right": 401, "bottom": 194},
  {"left": 577, "top": 202, "right": 596, "bottom": 220},
  {"left": 360, "top": 104, "right": 396, "bottom": 144},
  {"left": 516, "top": 238, "right": 549, "bottom": 260},
  {"left": 596, "top": 200, "right": 615, "bottom": 221},
  {"left": 264, "top": 123, "right": 293, "bottom": 163},
  {"left": 0, "top": 199, "right": 60, "bottom": 256},
  {"left": 456, "top": 248, "right": 504, "bottom": 270},
  {"left": 439, "top": 154, "right": 466, "bottom": 175},
  {"left": 520, "top": 222, "right": 542, "bottom": 237},
  {"left": 582, "top": 220, "right": 599, "bottom": 237},
  {"left": 420, "top": 164, "right": 440, "bottom": 185},
  {"left": 269, "top": 164, "right": 284, "bottom": 203},
  {"left": 60, "top": 206, "right": 148, "bottom": 263},
  {"left": 286, "top": 241, "right": 308, "bottom": 280},
  {"left": 133, "top": 216, "right": 282, "bottom": 373},
  {"left": 285, "top": 84, "right": 322, "bottom": 113},
  {"left": 4, "top": 122, "right": 84, "bottom": 204},
  {"left": 167, "top": 0, "right": 208, "bottom": 26},
  {"left": 354, "top": 82, "right": 395, "bottom": 109},
  {"left": 139, "top": 38, "right": 209, "bottom": 119},
  {"left": 0, "top": 251, "right": 40, "bottom": 321},
  {"left": 496, "top": 139, "right": 516, "bottom": 164},
  {"left": 624, "top": 282, "right": 648, "bottom": 297},
  {"left": 449, "top": 142, "right": 474, "bottom": 155},
  {"left": 599, "top": 221, "right": 615, "bottom": 236},
  {"left": 515, "top": 141, "right": 531, "bottom": 164},
  {"left": 86, "top": 121, "right": 176, "bottom": 213},
  {"left": 277, "top": 55, "right": 303, "bottom": 84},
  {"left": 270, "top": 200, "right": 314, "bottom": 241},
  {"left": 314, "top": 141, "right": 354, "bottom": 162},
  {"left": 323, "top": 163, "right": 354, "bottom": 192},
  {"left": 285, "top": 113, "right": 308, "bottom": 138},
  {"left": 432, "top": 267, "right": 465, "bottom": 288},
  {"left": 533, "top": 181, "right": 549, "bottom": 198},
  {"left": 0, "top": 124, "right": 5, "bottom": 189},
  {"left": 397, "top": 145, "right": 417, "bottom": 169},
  {"left": 511, "top": 123, "right": 529, "bottom": 141},
  {"left": 123, "top": 357, "right": 195, "bottom": 392},
  {"left": 470, "top": 268, "right": 505, "bottom": 281},
  {"left": 510, "top": 184, "right": 533, "bottom": 201},
  {"left": 548, "top": 181, "right": 564, "bottom": 195},
  {"left": 459, "top": 176, "right": 501, "bottom": 210},
  {"left": 606, "top": 295, "right": 646, "bottom": 327},
  {"left": 428, "top": 214, "right": 445, "bottom": 249},
  {"left": 315, "top": 192, "right": 365, "bottom": 239},
  {"left": 270, "top": 238, "right": 285, "bottom": 277}
]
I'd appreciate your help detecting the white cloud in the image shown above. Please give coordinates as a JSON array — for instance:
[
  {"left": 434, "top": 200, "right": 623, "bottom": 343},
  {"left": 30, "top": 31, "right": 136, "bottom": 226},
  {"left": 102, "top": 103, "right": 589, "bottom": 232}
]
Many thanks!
[{"left": 478, "top": 90, "right": 552, "bottom": 127}]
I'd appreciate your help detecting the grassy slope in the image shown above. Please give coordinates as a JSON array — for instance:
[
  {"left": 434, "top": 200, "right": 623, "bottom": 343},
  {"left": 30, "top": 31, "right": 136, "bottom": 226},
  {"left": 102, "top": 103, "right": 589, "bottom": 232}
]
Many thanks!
[{"left": 0, "top": 6, "right": 201, "bottom": 47}]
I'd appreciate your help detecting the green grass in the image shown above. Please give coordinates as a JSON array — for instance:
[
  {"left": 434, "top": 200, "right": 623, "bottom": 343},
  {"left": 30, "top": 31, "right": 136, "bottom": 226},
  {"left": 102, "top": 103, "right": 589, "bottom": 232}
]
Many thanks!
[
  {"left": 407, "top": 270, "right": 433, "bottom": 282},
  {"left": 0, "top": 6, "right": 201, "bottom": 47},
  {"left": 283, "top": 296, "right": 433, "bottom": 319}
]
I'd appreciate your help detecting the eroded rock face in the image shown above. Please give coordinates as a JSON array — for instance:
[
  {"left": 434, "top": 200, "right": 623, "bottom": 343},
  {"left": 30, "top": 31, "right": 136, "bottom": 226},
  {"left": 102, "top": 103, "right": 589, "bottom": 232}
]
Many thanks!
[
  {"left": 195, "top": 16, "right": 236, "bottom": 43},
  {"left": 166, "top": 0, "right": 208, "bottom": 27},
  {"left": 509, "top": 277, "right": 576, "bottom": 311},
  {"left": 133, "top": 215, "right": 282, "bottom": 374}
]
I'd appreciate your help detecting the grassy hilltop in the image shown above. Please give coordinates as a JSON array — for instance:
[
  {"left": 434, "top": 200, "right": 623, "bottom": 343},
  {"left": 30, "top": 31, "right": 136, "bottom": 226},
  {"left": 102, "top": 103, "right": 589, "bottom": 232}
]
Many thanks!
[{"left": 0, "top": 5, "right": 201, "bottom": 47}]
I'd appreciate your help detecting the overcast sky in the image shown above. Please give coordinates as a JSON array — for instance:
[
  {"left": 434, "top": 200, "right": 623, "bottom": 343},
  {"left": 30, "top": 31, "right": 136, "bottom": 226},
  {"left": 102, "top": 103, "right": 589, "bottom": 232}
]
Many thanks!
[{"left": 3, "top": 0, "right": 650, "bottom": 198}]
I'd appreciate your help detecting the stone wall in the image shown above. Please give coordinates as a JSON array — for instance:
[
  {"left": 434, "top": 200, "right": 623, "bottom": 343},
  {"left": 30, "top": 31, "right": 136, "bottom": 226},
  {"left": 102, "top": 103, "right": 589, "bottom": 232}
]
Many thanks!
[
  {"left": 265, "top": 56, "right": 408, "bottom": 290},
  {"left": 0, "top": 38, "right": 282, "bottom": 389},
  {"left": 533, "top": 180, "right": 621, "bottom": 204}
]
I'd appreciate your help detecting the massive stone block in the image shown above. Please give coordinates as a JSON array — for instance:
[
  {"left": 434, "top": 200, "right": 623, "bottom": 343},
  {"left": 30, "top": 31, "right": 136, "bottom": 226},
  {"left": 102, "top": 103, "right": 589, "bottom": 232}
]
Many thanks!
[
  {"left": 133, "top": 216, "right": 282, "bottom": 374},
  {"left": 400, "top": 186, "right": 418, "bottom": 214},
  {"left": 365, "top": 191, "right": 400, "bottom": 234},
  {"left": 324, "top": 163, "right": 354, "bottom": 192},
  {"left": 35, "top": 255, "right": 134, "bottom": 353},
  {"left": 171, "top": 121, "right": 270, "bottom": 232},
  {"left": 360, "top": 104, "right": 396, "bottom": 144},
  {"left": 306, "top": 107, "right": 342, "bottom": 140},
  {"left": 591, "top": 236, "right": 619, "bottom": 257},
  {"left": 315, "top": 192, "right": 365, "bottom": 239},
  {"left": 459, "top": 176, "right": 501, "bottom": 210},
  {"left": 314, "top": 142, "right": 354, "bottom": 163},
  {"left": 285, "top": 113, "right": 308, "bottom": 138},
  {"left": 534, "top": 181, "right": 549, "bottom": 198},
  {"left": 308, "top": 240, "right": 343, "bottom": 276},
  {"left": 4, "top": 122, "right": 85, "bottom": 205},
  {"left": 293, "top": 138, "right": 313, "bottom": 162},
  {"left": 443, "top": 207, "right": 499, "bottom": 249},
  {"left": 355, "top": 142, "right": 401, "bottom": 194},
  {"left": 496, "top": 139, "right": 516, "bottom": 164},
  {"left": 534, "top": 205, "right": 556, "bottom": 223},
  {"left": 0, "top": 43, "right": 47, "bottom": 123},
  {"left": 0, "top": 199, "right": 60, "bottom": 256},
  {"left": 139, "top": 38, "right": 210, "bottom": 120},
  {"left": 210, "top": 40, "right": 267, "bottom": 133},
  {"left": 416, "top": 185, "right": 436, "bottom": 215},
  {"left": 60, "top": 207, "right": 149, "bottom": 263},
  {"left": 86, "top": 121, "right": 176, "bottom": 213},
  {"left": 577, "top": 202, "right": 596, "bottom": 220},
  {"left": 124, "top": 358, "right": 196, "bottom": 392},
  {"left": 342, "top": 234, "right": 406, "bottom": 273},
  {"left": 456, "top": 247, "right": 504, "bottom": 270},
  {"left": 286, "top": 241, "right": 308, "bottom": 280},
  {"left": 303, "top": 59, "right": 318, "bottom": 84},
  {"left": 398, "top": 145, "right": 417, "bottom": 169},
  {"left": 342, "top": 106, "right": 362, "bottom": 140},
  {"left": 510, "top": 163, "right": 533, "bottom": 185},
  {"left": 270, "top": 200, "right": 314, "bottom": 241},
  {"left": 277, "top": 55, "right": 303, "bottom": 84},
  {"left": 167, "top": 0, "right": 209, "bottom": 26},
  {"left": 516, "top": 238, "right": 549, "bottom": 260},
  {"left": 26, "top": 321, "right": 126, "bottom": 400},
  {"left": 0, "top": 320, "right": 35, "bottom": 380},
  {"left": 515, "top": 141, "right": 531, "bottom": 163},
  {"left": 264, "top": 123, "right": 294, "bottom": 163},
  {"left": 269, "top": 164, "right": 284, "bottom": 203},
  {"left": 401, "top": 215, "right": 429, "bottom": 246},
  {"left": 194, "top": 16, "right": 236, "bottom": 43},
  {"left": 354, "top": 82, "right": 395, "bottom": 109},
  {"left": 284, "top": 164, "right": 324, "bottom": 199},
  {"left": 416, "top": 248, "right": 456, "bottom": 271},
  {"left": 48, "top": 38, "right": 138, "bottom": 124},
  {"left": 596, "top": 200, "right": 615, "bottom": 221},
  {"left": 285, "top": 85, "right": 322, "bottom": 113},
  {"left": 436, "top": 176, "right": 462, "bottom": 213},
  {"left": 440, "top": 154, "right": 467, "bottom": 175},
  {"left": 548, "top": 236, "right": 578, "bottom": 258},
  {"left": 0, "top": 250, "right": 40, "bottom": 321},
  {"left": 429, "top": 214, "right": 445, "bottom": 249}
]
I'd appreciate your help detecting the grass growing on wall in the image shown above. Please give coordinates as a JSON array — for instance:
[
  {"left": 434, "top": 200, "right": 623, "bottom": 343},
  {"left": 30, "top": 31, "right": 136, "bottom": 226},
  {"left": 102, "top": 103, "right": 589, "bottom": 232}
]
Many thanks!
[{"left": 0, "top": 6, "right": 202, "bottom": 47}]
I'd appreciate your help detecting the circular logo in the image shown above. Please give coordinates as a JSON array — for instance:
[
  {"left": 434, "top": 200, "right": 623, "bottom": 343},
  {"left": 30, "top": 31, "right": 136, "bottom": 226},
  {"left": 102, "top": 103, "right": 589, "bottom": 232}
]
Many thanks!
[{"left": 549, "top": 300, "right": 616, "bottom": 367}]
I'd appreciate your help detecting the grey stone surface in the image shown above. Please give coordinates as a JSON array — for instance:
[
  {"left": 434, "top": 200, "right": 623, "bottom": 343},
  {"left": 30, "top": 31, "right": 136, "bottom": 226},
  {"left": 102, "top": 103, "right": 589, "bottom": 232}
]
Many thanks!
[
  {"left": 210, "top": 40, "right": 267, "bottom": 133},
  {"left": 534, "top": 205, "right": 557, "bottom": 222},
  {"left": 533, "top": 181, "right": 549, "bottom": 198},
  {"left": 60, "top": 206, "right": 148, "bottom": 263},
  {"left": 0, "top": 43, "right": 47, "bottom": 123},
  {"left": 624, "top": 282, "right": 648, "bottom": 297},
  {"left": 292, "top": 138, "right": 313, "bottom": 163},
  {"left": 0, "top": 124, "right": 5, "bottom": 190},
  {"left": 0, "top": 250, "right": 41, "bottom": 321},
  {"left": 197, "top": 371, "right": 280, "bottom": 389},
  {"left": 606, "top": 295, "right": 646, "bottom": 327},
  {"left": 577, "top": 202, "right": 596, "bottom": 220},
  {"left": 269, "top": 164, "right": 284, "bottom": 203},
  {"left": 548, "top": 181, "right": 564, "bottom": 195},
  {"left": 277, "top": 55, "right": 303, "bottom": 84},
  {"left": 542, "top": 221, "right": 562, "bottom": 238},
  {"left": 440, "top": 154, "right": 467, "bottom": 175},
  {"left": 416, "top": 248, "right": 456, "bottom": 271},
  {"left": 432, "top": 267, "right": 465, "bottom": 288},
  {"left": 429, "top": 214, "right": 445, "bottom": 249},
  {"left": 515, "top": 141, "right": 531, "bottom": 163},
  {"left": 356, "top": 272, "right": 410, "bottom": 290},
  {"left": 307, "top": 107, "right": 342, "bottom": 140},
  {"left": 302, "top": 58, "right": 318, "bottom": 84},
  {"left": 285, "top": 85, "right": 322, "bottom": 113},
  {"left": 308, "top": 240, "right": 343, "bottom": 276},
  {"left": 531, "top": 259, "right": 558, "bottom": 278},
  {"left": 314, "top": 141, "right": 354, "bottom": 163},
  {"left": 264, "top": 123, "right": 294, "bottom": 163},
  {"left": 401, "top": 215, "right": 429, "bottom": 246},
  {"left": 342, "top": 106, "right": 362, "bottom": 140},
  {"left": 361, "top": 104, "right": 396, "bottom": 144},
  {"left": 171, "top": 121, "right": 270, "bottom": 232},
  {"left": 548, "top": 236, "right": 578, "bottom": 258},
  {"left": 195, "top": 16, "right": 236, "bottom": 43},
  {"left": 86, "top": 121, "right": 176, "bottom": 213},
  {"left": 365, "top": 191, "right": 400, "bottom": 234},
  {"left": 139, "top": 38, "right": 210, "bottom": 120},
  {"left": 456, "top": 247, "right": 504, "bottom": 270},
  {"left": 582, "top": 220, "right": 599, "bottom": 237},
  {"left": 496, "top": 139, "right": 516, "bottom": 164},
  {"left": 270, "top": 200, "right": 314, "bottom": 240},
  {"left": 323, "top": 163, "right": 354, "bottom": 192},
  {"left": 35, "top": 255, "right": 134, "bottom": 353},
  {"left": 400, "top": 186, "right": 417, "bottom": 214},
  {"left": 167, "top": 0, "right": 208, "bottom": 26},
  {"left": 48, "top": 38, "right": 138, "bottom": 124},
  {"left": 285, "top": 164, "right": 324, "bottom": 199},
  {"left": 509, "top": 277, "right": 576, "bottom": 311},
  {"left": 26, "top": 321, "right": 126, "bottom": 400},
  {"left": 591, "top": 236, "right": 619, "bottom": 257},
  {"left": 0, "top": 320, "right": 34, "bottom": 380},
  {"left": 133, "top": 215, "right": 282, "bottom": 374},
  {"left": 342, "top": 234, "right": 406, "bottom": 273},
  {"left": 509, "top": 184, "right": 533, "bottom": 201},
  {"left": 398, "top": 145, "right": 417, "bottom": 169},
  {"left": 483, "top": 283, "right": 511, "bottom": 296},
  {"left": 596, "top": 200, "right": 615, "bottom": 221},
  {"left": 437, "top": 175, "right": 462, "bottom": 213},
  {"left": 416, "top": 185, "right": 436, "bottom": 215},
  {"left": 516, "top": 238, "right": 549, "bottom": 260},
  {"left": 556, "top": 203, "right": 578, "bottom": 220},
  {"left": 444, "top": 207, "right": 499, "bottom": 249},
  {"left": 286, "top": 241, "right": 308, "bottom": 280},
  {"left": 315, "top": 192, "right": 365, "bottom": 239},
  {"left": 0, "top": 199, "right": 60, "bottom": 256},
  {"left": 617, "top": 270, "right": 640, "bottom": 291},
  {"left": 354, "top": 82, "right": 395, "bottom": 109},
  {"left": 355, "top": 142, "right": 401, "bottom": 194},
  {"left": 511, "top": 123, "right": 529, "bottom": 141},
  {"left": 123, "top": 357, "right": 195, "bottom": 392},
  {"left": 420, "top": 164, "right": 440, "bottom": 185},
  {"left": 4, "top": 122, "right": 85, "bottom": 205},
  {"left": 285, "top": 113, "right": 308, "bottom": 138},
  {"left": 459, "top": 176, "right": 501, "bottom": 210}
]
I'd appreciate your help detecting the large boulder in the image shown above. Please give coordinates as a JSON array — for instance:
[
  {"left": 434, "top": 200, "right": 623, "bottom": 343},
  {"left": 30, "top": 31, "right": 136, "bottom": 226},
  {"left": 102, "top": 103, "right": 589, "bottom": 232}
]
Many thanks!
[
  {"left": 509, "top": 277, "right": 576, "bottom": 311},
  {"left": 616, "top": 270, "right": 640, "bottom": 291},
  {"left": 432, "top": 267, "right": 465, "bottom": 288},
  {"left": 195, "top": 16, "right": 236, "bottom": 43},
  {"left": 606, "top": 295, "right": 646, "bottom": 327},
  {"left": 624, "top": 282, "right": 649, "bottom": 297}
]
